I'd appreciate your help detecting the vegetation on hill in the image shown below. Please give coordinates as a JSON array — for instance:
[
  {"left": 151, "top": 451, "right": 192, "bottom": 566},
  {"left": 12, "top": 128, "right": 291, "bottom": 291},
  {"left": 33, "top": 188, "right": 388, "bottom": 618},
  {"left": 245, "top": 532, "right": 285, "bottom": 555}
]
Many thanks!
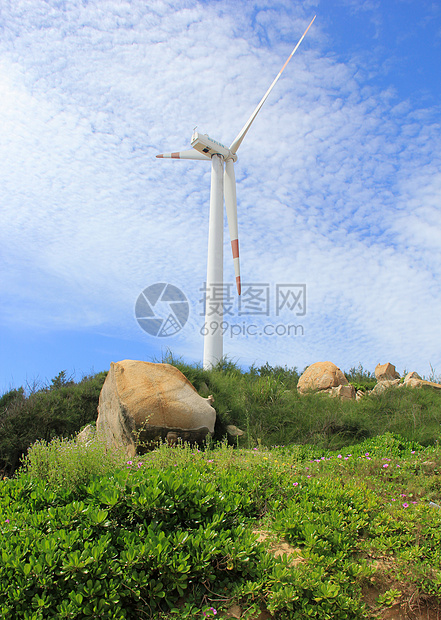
[
  {"left": 1, "top": 356, "right": 441, "bottom": 476},
  {"left": 0, "top": 371, "right": 107, "bottom": 475},
  {"left": 1, "top": 433, "right": 440, "bottom": 618},
  {"left": 163, "top": 353, "right": 441, "bottom": 450},
  {"left": 1, "top": 356, "right": 441, "bottom": 617}
]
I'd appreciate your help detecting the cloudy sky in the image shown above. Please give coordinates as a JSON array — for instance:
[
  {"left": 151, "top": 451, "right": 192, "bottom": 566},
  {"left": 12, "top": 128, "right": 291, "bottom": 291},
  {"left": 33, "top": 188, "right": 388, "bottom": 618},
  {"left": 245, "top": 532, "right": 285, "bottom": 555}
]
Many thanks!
[{"left": 1, "top": 0, "right": 440, "bottom": 391}]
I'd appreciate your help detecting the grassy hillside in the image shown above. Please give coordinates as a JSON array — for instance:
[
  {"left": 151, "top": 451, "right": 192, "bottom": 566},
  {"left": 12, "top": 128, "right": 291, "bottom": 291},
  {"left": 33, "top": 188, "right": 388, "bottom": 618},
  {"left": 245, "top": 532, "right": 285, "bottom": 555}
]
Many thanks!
[{"left": 1, "top": 358, "right": 441, "bottom": 476}]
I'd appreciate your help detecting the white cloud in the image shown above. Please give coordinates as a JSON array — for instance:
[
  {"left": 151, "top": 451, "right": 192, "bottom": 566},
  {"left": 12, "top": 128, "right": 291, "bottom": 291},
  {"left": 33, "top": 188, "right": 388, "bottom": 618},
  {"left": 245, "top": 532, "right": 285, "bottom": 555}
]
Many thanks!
[{"left": 1, "top": 0, "right": 440, "bottom": 380}]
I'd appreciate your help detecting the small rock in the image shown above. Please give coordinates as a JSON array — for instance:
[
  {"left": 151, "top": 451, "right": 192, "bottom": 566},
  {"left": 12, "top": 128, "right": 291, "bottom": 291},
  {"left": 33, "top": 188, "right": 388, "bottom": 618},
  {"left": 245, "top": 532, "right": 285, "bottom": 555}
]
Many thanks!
[
  {"left": 375, "top": 363, "right": 400, "bottom": 382},
  {"left": 371, "top": 379, "right": 400, "bottom": 394},
  {"left": 226, "top": 425, "right": 244, "bottom": 437},
  {"left": 327, "top": 384, "right": 356, "bottom": 400},
  {"left": 356, "top": 390, "right": 365, "bottom": 401},
  {"left": 297, "top": 361, "right": 348, "bottom": 394},
  {"left": 77, "top": 424, "right": 95, "bottom": 444},
  {"left": 404, "top": 371, "right": 422, "bottom": 383}
]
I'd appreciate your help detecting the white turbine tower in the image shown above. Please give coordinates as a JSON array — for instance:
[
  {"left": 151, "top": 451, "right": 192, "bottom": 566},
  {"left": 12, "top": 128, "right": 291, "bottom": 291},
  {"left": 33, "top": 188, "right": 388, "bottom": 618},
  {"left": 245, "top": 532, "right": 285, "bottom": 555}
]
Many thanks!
[{"left": 157, "top": 16, "right": 315, "bottom": 369}]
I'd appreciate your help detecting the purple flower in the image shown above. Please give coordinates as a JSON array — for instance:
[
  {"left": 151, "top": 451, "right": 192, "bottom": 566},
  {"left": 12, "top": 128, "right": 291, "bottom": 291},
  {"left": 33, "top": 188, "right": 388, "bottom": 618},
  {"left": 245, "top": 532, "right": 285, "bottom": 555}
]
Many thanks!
[
  {"left": 403, "top": 503, "right": 409, "bottom": 508},
  {"left": 383, "top": 464, "right": 389, "bottom": 468},
  {"left": 293, "top": 482, "right": 299, "bottom": 487}
]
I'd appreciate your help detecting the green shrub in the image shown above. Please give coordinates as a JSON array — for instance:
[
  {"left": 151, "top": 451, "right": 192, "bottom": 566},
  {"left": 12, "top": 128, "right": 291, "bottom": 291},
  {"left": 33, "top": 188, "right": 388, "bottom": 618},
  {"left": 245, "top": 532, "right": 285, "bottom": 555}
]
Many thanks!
[
  {"left": 2, "top": 436, "right": 441, "bottom": 617},
  {"left": 0, "top": 372, "right": 107, "bottom": 475},
  {"left": 0, "top": 461, "right": 275, "bottom": 619}
]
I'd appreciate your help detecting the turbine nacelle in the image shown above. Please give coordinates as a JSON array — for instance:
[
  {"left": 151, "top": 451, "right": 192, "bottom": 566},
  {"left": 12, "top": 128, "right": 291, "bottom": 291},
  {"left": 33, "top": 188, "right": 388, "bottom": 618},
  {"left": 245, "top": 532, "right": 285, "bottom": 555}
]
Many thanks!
[{"left": 191, "top": 131, "right": 237, "bottom": 162}]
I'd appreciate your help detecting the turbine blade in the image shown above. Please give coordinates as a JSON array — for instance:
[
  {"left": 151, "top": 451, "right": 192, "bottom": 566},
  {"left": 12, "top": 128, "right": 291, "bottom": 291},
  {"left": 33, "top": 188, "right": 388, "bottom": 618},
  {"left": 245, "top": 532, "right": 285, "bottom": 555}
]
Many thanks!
[
  {"left": 156, "top": 150, "right": 211, "bottom": 160},
  {"left": 224, "top": 159, "right": 241, "bottom": 295},
  {"left": 229, "top": 15, "right": 316, "bottom": 154}
]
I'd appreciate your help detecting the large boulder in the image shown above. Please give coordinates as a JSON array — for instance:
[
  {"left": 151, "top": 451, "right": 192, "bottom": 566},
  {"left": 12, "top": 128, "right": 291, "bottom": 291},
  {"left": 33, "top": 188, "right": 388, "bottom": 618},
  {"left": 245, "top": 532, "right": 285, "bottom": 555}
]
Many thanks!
[
  {"left": 375, "top": 363, "right": 400, "bottom": 382},
  {"left": 96, "top": 360, "right": 216, "bottom": 456},
  {"left": 297, "top": 362, "right": 349, "bottom": 394}
]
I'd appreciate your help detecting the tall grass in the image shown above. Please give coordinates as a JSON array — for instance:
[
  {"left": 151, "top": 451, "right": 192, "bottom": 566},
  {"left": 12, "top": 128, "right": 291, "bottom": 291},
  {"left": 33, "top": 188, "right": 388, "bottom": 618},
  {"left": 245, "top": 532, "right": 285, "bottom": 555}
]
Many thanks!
[
  {"left": 163, "top": 355, "right": 441, "bottom": 450},
  {"left": 21, "top": 435, "right": 127, "bottom": 491}
]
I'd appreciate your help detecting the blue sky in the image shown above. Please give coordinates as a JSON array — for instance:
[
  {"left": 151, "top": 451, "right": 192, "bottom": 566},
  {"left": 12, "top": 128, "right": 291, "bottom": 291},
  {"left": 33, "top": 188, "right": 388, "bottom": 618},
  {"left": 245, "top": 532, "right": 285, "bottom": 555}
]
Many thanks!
[{"left": 1, "top": 0, "right": 441, "bottom": 391}]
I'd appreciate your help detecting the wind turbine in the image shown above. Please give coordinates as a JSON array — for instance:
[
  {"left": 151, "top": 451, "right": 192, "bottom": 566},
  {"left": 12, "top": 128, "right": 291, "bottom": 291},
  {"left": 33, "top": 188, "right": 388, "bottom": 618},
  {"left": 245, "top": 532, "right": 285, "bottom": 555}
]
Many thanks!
[{"left": 157, "top": 16, "right": 315, "bottom": 369}]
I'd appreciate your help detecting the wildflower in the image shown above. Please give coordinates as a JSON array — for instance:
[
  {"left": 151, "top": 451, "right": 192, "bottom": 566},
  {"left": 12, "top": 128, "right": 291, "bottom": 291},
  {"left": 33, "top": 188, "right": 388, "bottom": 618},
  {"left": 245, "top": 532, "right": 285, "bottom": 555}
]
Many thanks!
[
  {"left": 403, "top": 503, "right": 409, "bottom": 508},
  {"left": 5, "top": 519, "right": 9, "bottom": 523},
  {"left": 383, "top": 464, "right": 389, "bottom": 468},
  {"left": 400, "top": 494, "right": 406, "bottom": 497},
  {"left": 337, "top": 455, "right": 342, "bottom": 459},
  {"left": 127, "top": 461, "right": 133, "bottom": 465},
  {"left": 293, "top": 482, "right": 299, "bottom": 487},
  {"left": 137, "top": 462, "right": 143, "bottom": 468}
]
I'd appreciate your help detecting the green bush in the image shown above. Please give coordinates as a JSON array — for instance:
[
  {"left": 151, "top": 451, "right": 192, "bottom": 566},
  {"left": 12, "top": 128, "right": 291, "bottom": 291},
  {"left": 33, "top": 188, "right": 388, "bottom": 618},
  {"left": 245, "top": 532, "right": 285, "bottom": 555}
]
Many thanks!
[
  {"left": 0, "top": 460, "right": 275, "bottom": 619},
  {"left": 0, "top": 372, "right": 107, "bottom": 475},
  {"left": 3, "top": 436, "right": 441, "bottom": 618}
]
